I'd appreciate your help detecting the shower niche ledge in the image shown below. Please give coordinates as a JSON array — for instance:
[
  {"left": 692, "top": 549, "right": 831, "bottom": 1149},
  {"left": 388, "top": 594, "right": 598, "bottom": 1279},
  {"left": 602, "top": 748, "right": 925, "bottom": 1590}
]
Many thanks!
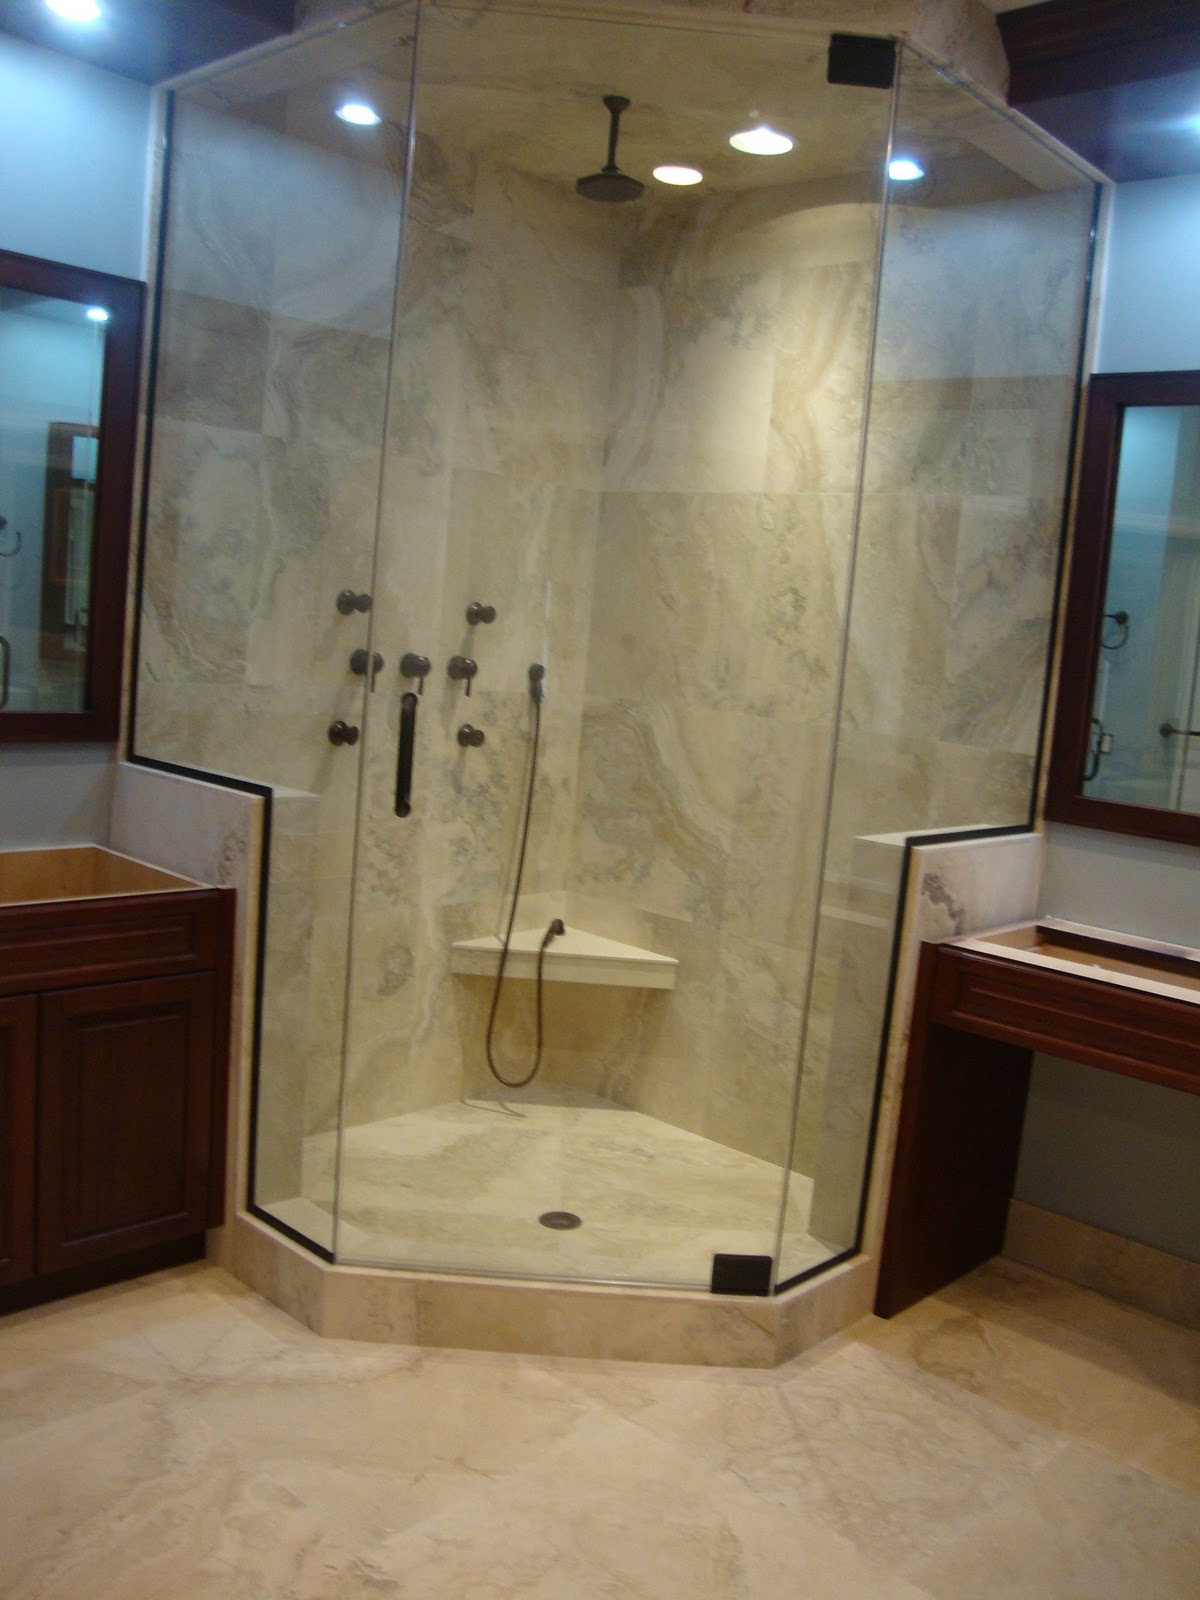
[{"left": 451, "top": 925, "right": 677, "bottom": 989}]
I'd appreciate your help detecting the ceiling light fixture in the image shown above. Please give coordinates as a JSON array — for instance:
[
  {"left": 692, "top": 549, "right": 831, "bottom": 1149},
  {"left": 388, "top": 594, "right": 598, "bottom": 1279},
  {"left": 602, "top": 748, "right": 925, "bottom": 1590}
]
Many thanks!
[
  {"left": 45, "top": 0, "right": 102, "bottom": 20},
  {"left": 888, "top": 157, "right": 925, "bottom": 181},
  {"left": 729, "top": 125, "right": 793, "bottom": 157},
  {"left": 86, "top": 307, "right": 110, "bottom": 322},
  {"left": 336, "top": 101, "right": 381, "bottom": 127},
  {"left": 653, "top": 165, "right": 703, "bottom": 186}
]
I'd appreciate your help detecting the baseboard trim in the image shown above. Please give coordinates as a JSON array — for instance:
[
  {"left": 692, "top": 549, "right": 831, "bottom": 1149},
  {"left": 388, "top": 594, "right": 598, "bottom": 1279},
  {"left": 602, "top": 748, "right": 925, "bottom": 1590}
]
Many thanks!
[{"left": 1004, "top": 1200, "right": 1199, "bottom": 1330}]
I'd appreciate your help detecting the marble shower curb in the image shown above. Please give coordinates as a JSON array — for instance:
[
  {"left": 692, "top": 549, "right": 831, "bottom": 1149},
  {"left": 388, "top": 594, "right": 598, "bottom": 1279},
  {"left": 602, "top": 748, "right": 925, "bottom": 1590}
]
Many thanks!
[{"left": 223, "top": 1213, "right": 876, "bottom": 1366}]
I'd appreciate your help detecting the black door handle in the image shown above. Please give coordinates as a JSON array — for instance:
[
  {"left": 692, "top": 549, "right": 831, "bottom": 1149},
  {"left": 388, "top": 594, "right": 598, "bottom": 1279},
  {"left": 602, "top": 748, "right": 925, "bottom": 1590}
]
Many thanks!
[{"left": 395, "top": 691, "right": 418, "bottom": 817}]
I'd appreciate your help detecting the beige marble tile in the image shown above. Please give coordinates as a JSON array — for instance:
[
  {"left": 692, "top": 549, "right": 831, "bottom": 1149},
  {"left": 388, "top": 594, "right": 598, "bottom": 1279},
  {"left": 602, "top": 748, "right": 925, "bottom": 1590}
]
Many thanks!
[
  {"left": 859, "top": 1258, "right": 1200, "bottom": 1497},
  {"left": 303, "top": 1092, "right": 823, "bottom": 1289},
  {"left": 4, "top": 1256, "right": 1198, "bottom": 1597},
  {"left": 1005, "top": 1199, "right": 1200, "bottom": 1334},
  {"left": 912, "top": 1443, "right": 1200, "bottom": 1600}
]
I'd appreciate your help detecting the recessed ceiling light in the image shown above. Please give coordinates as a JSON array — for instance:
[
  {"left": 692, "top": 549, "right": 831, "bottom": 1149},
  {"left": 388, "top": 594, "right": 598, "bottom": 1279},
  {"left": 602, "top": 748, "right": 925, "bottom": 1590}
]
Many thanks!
[
  {"left": 729, "top": 125, "right": 793, "bottom": 157},
  {"left": 336, "top": 101, "right": 381, "bottom": 127},
  {"left": 86, "top": 306, "right": 110, "bottom": 322},
  {"left": 888, "top": 157, "right": 925, "bottom": 181},
  {"left": 653, "top": 165, "right": 703, "bottom": 187},
  {"left": 45, "top": 0, "right": 102, "bottom": 20}
]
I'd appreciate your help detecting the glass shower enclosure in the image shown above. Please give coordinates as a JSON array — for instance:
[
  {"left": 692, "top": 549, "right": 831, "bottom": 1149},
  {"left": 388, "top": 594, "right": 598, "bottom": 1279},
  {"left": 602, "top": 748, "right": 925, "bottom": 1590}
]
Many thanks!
[{"left": 133, "top": 0, "right": 1098, "bottom": 1293}]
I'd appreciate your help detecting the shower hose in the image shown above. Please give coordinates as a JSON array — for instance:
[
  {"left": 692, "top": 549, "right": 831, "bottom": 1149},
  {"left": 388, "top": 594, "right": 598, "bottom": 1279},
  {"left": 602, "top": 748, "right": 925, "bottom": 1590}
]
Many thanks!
[{"left": 484, "top": 664, "right": 564, "bottom": 1090}]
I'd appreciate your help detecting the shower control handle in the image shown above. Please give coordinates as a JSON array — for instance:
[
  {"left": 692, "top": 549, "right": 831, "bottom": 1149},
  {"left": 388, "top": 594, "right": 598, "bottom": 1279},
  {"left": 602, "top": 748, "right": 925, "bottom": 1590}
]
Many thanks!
[
  {"left": 457, "top": 723, "right": 486, "bottom": 748},
  {"left": 328, "top": 720, "right": 360, "bottom": 747},
  {"left": 466, "top": 601, "right": 496, "bottom": 625},
  {"left": 395, "top": 692, "right": 418, "bottom": 817},
  {"left": 400, "top": 652, "right": 431, "bottom": 694},
  {"left": 448, "top": 655, "right": 478, "bottom": 696},
  {"left": 336, "top": 589, "right": 372, "bottom": 615},
  {"left": 350, "top": 648, "right": 384, "bottom": 691}
]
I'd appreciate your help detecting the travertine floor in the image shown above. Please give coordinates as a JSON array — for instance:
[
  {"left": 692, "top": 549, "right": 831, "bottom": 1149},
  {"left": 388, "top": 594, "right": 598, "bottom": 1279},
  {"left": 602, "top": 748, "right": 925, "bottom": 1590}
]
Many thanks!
[
  {"left": 269, "top": 1090, "right": 831, "bottom": 1286},
  {"left": 2, "top": 1259, "right": 1196, "bottom": 1598}
]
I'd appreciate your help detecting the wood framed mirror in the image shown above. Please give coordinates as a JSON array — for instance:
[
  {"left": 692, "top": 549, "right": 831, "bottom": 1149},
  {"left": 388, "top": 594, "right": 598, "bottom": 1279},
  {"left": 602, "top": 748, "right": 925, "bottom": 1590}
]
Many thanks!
[
  {"left": 0, "top": 249, "right": 144, "bottom": 742},
  {"left": 1046, "top": 370, "right": 1200, "bottom": 845}
]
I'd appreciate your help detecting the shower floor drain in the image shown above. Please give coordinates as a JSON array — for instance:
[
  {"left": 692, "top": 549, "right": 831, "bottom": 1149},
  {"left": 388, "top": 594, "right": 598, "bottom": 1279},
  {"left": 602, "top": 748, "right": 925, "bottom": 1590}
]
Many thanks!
[{"left": 539, "top": 1210, "right": 582, "bottom": 1230}]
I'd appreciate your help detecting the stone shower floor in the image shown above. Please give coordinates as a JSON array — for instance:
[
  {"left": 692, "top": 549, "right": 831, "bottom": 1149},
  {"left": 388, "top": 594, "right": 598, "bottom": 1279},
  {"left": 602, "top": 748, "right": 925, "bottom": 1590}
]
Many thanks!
[{"left": 267, "top": 1089, "right": 834, "bottom": 1287}]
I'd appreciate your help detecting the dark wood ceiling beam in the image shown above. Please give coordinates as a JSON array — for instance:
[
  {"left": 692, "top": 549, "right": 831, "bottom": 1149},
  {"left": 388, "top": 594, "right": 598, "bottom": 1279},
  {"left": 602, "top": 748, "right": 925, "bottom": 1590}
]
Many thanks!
[{"left": 1000, "top": 0, "right": 1200, "bottom": 103}]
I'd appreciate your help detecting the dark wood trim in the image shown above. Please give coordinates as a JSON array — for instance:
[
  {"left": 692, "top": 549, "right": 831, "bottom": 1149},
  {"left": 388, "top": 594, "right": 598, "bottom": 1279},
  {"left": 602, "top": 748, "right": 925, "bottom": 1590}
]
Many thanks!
[
  {"left": 1000, "top": 1, "right": 1200, "bottom": 102},
  {"left": 0, "top": 1233, "right": 205, "bottom": 1317},
  {"left": 876, "top": 945, "right": 1033, "bottom": 1318},
  {"left": 0, "top": 888, "right": 224, "bottom": 998},
  {"left": 876, "top": 935, "right": 1200, "bottom": 1317},
  {"left": 37, "top": 973, "right": 215, "bottom": 1274},
  {"left": 0, "top": 996, "right": 38, "bottom": 1289},
  {"left": 1045, "top": 370, "right": 1200, "bottom": 848},
  {"left": 0, "top": 249, "right": 144, "bottom": 744},
  {"left": 930, "top": 946, "right": 1200, "bottom": 1096},
  {"left": 206, "top": 888, "right": 237, "bottom": 1227}
]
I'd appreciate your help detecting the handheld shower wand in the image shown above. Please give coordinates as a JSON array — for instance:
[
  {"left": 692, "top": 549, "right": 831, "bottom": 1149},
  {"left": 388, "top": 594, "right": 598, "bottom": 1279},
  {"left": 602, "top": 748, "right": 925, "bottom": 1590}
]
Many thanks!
[{"left": 484, "top": 661, "right": 564, "bottom": 1090}]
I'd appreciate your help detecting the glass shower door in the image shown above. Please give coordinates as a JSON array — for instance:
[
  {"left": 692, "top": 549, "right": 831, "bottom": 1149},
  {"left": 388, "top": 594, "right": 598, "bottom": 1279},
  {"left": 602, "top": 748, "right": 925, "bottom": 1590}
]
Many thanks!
[
  {"left": 134, "top": 6, "right": 419, "bottom": 1253},
  {"left": 330, "top": 3, "right": 894, "bottom": 1286}
]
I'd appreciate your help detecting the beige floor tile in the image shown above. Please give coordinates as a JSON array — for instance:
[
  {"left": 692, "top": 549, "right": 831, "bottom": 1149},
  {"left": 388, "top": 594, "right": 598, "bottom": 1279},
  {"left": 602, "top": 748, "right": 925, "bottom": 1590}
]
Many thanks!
[
  {"left": 856, "top": 1258, "right": 1200, "bottom": 1493},
  {"left": 0, "top": 1258, "right": 1197, "bottom": 1599},
  {"left": 912, "top": 1441, "right": 1200, "bottom": 1600}
]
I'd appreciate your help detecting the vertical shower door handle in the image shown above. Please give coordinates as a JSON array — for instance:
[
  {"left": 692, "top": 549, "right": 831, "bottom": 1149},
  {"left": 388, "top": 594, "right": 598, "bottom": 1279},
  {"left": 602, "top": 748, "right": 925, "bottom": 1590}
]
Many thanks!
[
  {"left": 0, "top": 633, "right": 9, "bottom": 710},
  {"left": 395, "top": 690, "right": 418, "bottom": 817}
]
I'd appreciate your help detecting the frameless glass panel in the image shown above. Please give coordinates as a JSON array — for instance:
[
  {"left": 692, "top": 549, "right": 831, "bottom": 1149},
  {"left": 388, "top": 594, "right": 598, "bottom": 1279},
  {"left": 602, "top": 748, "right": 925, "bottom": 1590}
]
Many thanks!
[
  {"left": 134, "top": 5, "right": 418, "bottom": 1252},
  {"left": 331, "top": 3, "right": 892, "bottom": 1286},
  {"left": 778, "top": 47, "right": 1098, "bottom": 1284},
  {"left": 1085, "top": 405, "right": 1200, "bottom": 810},
  {"left": 0, "top": 289, "right": 105, "bottom": 713}
]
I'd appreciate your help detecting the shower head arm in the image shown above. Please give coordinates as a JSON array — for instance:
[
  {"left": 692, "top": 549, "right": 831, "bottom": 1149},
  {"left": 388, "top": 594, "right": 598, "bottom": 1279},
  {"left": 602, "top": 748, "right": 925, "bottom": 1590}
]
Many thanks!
[{"left": 603, "top": 94, "right": 630, "bottom": 173}]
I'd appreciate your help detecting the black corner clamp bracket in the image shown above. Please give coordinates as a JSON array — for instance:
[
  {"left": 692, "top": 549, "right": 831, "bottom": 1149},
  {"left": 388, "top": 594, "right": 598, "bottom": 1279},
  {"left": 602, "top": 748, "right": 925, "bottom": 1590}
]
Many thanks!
[{"left": 827, "top": 32, "right": 897, "bottom": 90}]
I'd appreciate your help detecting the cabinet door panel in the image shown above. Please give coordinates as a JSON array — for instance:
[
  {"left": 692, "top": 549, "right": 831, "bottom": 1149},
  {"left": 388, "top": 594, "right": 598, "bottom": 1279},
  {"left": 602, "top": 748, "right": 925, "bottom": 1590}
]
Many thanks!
[
  {"left": 37, "top": 974, "right": 213, "bottom": 1273},
  {"left": 0, "top": 995, "right": 37, "bottom": 1287}
]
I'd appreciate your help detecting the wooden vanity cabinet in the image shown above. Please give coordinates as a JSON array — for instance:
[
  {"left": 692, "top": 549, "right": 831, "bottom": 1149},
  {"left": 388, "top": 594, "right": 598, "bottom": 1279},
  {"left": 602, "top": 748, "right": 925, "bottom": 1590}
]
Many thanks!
[
  {"left": 0, "top": 887, "right": 234, "bottom": 1310},
  {"left": 0, "top": 996, "right": 37, "bottom": 1287}
]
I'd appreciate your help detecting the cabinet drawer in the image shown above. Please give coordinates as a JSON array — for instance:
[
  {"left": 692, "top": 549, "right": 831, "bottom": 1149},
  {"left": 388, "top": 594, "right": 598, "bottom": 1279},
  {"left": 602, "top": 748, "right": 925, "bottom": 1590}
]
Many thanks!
[
  {"left": 930, "top": 946, "right": 1200, "bottom": 1094},
  {"left": 0, "top": 890, "right": 222, "bottom": 996}
]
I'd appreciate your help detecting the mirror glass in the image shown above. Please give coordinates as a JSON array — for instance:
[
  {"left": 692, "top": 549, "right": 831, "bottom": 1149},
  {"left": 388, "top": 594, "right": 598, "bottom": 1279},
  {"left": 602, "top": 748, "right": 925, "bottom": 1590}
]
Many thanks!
[
  {"left": 0, "top": 250, "right": 143, "bottom": 743},
  {"left": 1084, "top": 404, "right": 1200, "bottom": 812},
  {"left": 0, "top": 287, "right": 107, "bottom": 714}
]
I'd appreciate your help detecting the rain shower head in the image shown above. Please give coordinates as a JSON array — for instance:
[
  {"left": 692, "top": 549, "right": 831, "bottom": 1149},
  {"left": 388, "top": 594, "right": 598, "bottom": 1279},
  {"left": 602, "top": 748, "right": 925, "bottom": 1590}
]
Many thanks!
[{"left": 575, "top": 94, "right": 644, "bottom": 203}]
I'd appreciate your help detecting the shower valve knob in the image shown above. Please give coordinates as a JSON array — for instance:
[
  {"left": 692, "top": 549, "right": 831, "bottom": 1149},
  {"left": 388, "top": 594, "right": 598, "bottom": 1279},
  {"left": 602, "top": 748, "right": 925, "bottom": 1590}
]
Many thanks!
[
  {"left": 447, "top": 655, "right": 478, "bottom": 696},
  {"left": 350, "top": 648, "right": 384, "bottom": 690},
  {"left": 327, "top": 720, "right": 360, "bottom": 747},
  {"left": 400, "top": 652, "right": 431, "bottom": 693},
  {"left": 466, "top": 601, "right": 496, "bottom": 625},
  {"left": 336, "top": 589, "right": 372, "bottom": 615},
  {"left": 457, "top": 723, "right": 486, "bottom": 748}
]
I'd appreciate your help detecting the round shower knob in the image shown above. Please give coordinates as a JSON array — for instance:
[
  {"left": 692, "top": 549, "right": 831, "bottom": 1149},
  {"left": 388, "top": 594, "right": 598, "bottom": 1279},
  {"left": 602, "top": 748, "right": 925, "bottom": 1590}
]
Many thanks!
[{"left": 457, "top": 724, "right": 486, "bottom": 748}]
